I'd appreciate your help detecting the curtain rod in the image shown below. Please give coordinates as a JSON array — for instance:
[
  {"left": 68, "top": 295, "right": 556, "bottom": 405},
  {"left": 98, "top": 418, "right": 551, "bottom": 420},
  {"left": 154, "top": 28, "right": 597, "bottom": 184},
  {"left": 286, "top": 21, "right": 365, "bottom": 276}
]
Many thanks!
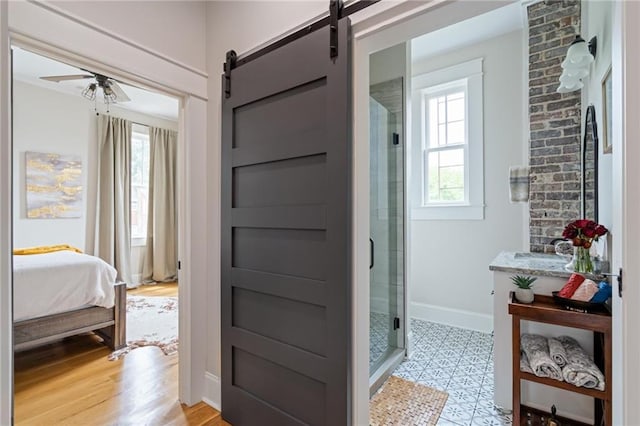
[{"left": 95, "top": 112, "right": 177, "bottom": 131}]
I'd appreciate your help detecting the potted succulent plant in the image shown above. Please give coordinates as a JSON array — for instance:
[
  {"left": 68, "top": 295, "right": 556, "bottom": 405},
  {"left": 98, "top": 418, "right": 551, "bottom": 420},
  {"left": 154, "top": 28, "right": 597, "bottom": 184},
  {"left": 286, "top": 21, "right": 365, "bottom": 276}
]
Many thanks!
[{"left": 511, "top": 275, "right": 537, "bottom": 304}]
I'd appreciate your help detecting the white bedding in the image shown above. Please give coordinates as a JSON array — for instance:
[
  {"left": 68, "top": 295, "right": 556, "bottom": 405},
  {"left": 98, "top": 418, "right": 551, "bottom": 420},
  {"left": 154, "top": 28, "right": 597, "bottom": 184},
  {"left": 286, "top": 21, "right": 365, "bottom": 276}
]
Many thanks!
[{"left": 13, "top": 251, "right": 118, "bottom": 322}]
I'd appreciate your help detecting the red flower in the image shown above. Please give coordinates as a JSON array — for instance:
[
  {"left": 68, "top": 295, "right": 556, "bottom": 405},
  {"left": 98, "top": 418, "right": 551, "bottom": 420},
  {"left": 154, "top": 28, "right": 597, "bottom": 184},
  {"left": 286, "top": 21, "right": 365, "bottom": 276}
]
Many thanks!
[
  {"left": 563, "top": 219, "right": 608, "bottom": 247},
  {"left": 563, "top": 226, "right": 578, "bottom": 239},
  {"left": 595, "top": 224, "right": 608, "bottom": 236},
  {"left": 574, "top": 219, "right": 592, "bottom": 229}
]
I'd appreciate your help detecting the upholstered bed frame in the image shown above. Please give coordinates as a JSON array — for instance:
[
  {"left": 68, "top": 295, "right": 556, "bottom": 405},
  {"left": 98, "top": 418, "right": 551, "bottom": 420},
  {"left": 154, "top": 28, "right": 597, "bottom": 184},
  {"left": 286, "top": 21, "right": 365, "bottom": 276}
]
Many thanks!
[{"left": 13, "top": 281, "right": 127, "bottom": 351}]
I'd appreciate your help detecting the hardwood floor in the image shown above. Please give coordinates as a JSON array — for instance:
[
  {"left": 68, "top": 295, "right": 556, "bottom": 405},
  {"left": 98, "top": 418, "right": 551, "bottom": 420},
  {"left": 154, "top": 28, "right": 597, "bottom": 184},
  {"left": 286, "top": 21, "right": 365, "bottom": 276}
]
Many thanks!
[
  {"left": 128, "top": 281, "right": 179, "bottom": 297},
  {"left": 14, "top": 282, "right": 229, "bottom": 425}
]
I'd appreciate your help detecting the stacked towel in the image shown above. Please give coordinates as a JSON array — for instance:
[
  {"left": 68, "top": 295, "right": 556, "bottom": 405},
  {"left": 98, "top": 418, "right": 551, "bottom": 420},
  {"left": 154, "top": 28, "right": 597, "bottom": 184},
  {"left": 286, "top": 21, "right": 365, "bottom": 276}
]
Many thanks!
[
  {"left": 558, "top": 336, "right": 606, "bottom": 390},
  {"left": 558, "top": 274, "right": 585, "bottom": 298},
  {"left": 509, "top": 166, "right": 530, "bottom": 202},
  {"left": 571, "top": 279, "right": 599, "bottom": 302},
  {"left": 520, "top": 334, "right": 563, "bottom": 381},
  {"left": 548, "top": 337, "right": 568, "bottom": 368},
  {"left": 520, "top": 351, "right": 534, "bottom": 374}
]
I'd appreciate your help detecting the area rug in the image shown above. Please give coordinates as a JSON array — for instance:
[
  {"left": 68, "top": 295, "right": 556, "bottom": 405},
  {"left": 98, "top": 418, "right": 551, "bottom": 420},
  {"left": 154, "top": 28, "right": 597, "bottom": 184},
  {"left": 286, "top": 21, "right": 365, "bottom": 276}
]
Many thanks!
[
  {"left": 369, "top": 376, "right": 448, "bottom": 426},
  {"left": 108, "top": 296, "right": 178, "bottom": 360}
]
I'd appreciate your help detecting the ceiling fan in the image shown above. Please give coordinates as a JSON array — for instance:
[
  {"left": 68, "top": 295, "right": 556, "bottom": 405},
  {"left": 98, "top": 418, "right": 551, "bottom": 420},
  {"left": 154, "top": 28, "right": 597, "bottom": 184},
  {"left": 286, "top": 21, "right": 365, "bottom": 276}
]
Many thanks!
[{"left": 40, "top": 71, "right": 131, "bottom": 103}]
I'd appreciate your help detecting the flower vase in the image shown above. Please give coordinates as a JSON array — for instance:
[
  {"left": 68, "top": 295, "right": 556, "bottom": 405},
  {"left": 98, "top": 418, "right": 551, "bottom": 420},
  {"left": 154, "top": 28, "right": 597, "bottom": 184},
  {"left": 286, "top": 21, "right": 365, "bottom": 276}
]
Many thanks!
[{"left": 566, "top": 246, "right": 594, "bottom": 274}]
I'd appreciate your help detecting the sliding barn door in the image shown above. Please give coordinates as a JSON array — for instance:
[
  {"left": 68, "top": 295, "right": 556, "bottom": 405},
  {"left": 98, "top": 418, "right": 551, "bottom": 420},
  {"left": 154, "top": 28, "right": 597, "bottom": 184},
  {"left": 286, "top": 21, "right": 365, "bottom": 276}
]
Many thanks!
[{"left": 221, "top": 17, "right": 352, "bottom": 426}]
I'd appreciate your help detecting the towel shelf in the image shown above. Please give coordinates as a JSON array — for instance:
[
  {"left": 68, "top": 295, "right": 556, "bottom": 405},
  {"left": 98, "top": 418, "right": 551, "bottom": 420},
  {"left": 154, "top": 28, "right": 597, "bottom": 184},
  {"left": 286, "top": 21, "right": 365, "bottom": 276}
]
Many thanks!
[{"left": 508, "top": 292, "right": 612, "bottom": 425}]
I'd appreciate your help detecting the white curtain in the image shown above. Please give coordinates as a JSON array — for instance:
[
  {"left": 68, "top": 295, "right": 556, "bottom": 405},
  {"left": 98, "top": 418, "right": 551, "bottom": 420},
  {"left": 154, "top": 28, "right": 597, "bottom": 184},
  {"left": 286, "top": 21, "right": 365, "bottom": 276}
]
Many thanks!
[
  {"left": 142, "top": 127, "right": 177, "bottom": 282},
  {"left": 94, "top": 115, "right": 133, "bottom": 286}
]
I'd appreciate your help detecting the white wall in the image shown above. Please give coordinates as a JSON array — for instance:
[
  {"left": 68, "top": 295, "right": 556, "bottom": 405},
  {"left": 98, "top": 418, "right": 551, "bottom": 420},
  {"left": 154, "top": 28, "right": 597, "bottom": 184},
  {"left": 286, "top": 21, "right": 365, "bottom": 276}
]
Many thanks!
[
  {"left": 13, "top": 80, "right": 177, "bottom": 277},
  {"left": 48, "top": 1, "right": 207, "bottom": 75},
  {"left": 409, "top": 30, "right": 526, "bottom": 332},
  {"left": 583, "top": 1, "right": 613, "bottom": 249},
  {"left": 12, "top": 80, "right": 95, "bottom": 250}
]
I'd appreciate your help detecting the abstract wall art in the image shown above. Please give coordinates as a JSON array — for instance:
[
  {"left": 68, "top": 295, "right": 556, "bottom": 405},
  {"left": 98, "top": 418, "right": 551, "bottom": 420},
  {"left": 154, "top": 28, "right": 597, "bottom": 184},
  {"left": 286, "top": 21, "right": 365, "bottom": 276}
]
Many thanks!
[{"left": 25, "top": 151, "right": 83, "bottom": 218}]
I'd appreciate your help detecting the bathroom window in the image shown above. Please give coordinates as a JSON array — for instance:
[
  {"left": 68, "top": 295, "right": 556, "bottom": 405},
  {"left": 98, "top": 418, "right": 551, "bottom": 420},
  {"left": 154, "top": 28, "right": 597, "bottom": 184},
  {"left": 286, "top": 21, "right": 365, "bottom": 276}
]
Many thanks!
[
  {"left": 411, "top": 58, "right": 484, "bottom": 220},
  {"left": 423, "top": 86, "right": 467, "bottom": 203}
]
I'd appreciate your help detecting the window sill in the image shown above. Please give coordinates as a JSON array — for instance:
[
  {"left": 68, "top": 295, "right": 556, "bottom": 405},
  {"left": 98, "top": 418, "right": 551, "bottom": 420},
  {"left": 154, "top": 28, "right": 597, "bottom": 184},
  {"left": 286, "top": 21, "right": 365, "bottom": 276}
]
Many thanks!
[
  {"left": 131, "top": 238, "right": 147, "bottom": 248},
  {"left": 411, "top": 204, "right": 485, "bottom": 221}
]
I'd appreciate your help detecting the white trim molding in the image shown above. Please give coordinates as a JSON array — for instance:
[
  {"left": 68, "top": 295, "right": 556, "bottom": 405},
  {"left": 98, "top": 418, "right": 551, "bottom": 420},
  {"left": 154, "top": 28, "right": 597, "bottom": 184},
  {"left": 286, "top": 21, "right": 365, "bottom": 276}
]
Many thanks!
[
  {"left": 0, "top": 1, "right": 13, "bottom": 424},
  {"left": 203, "top": 372, "right": 221, "bottom": 411},
  {"left": 3, "top": 2, "right": 210, "bottom": 412},
  {"left": 410, "top": 302, "right": 493, "bottom": 334},
  {"left": 411, "top": 58, "right": 485, "bottom": 220}
]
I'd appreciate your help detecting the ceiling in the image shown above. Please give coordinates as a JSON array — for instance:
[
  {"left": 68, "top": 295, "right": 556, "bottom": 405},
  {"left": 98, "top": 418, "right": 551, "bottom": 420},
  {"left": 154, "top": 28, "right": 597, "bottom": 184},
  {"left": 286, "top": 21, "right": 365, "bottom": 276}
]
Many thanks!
[
  {"left": 12, "top": 48, "right": 179, "bottom": 121},
  {"left": 411, "top": 2, "right": 523, "bottom": 63}
]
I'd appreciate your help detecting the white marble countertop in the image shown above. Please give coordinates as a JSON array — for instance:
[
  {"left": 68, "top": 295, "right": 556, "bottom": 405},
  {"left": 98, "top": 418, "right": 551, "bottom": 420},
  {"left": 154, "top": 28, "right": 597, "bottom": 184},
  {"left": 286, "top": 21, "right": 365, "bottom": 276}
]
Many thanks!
[{"left": 489, "top": 251, "right": 608, "bottom": 279}]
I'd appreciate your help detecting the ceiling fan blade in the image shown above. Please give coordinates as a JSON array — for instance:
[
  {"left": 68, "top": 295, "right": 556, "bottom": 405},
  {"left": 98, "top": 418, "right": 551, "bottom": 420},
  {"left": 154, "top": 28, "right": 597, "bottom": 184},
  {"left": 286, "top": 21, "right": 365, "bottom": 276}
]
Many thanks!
[
  {"left": 40, "top": 74, "right": 94, "bottom": 82},
  {"left": 109, "top": 81, "right": 131, "bottom": 102}
]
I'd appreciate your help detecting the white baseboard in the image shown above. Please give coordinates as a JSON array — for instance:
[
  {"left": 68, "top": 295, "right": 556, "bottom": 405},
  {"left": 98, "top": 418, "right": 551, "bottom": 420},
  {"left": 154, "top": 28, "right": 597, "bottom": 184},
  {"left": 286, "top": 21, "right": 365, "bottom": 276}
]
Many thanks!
[
  {"left": 202, "top": 372, "right": 221, "bottom": 411},
  {"left": 410, "top": 301, "right": 493, "bottom": 333}
]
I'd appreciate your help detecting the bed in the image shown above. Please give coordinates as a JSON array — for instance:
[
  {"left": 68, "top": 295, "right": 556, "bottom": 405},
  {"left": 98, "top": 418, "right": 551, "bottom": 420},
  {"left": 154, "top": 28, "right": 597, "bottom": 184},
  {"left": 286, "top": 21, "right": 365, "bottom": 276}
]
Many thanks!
[{"left": 13, "top": 250, "right": 126, "bottom": 351}]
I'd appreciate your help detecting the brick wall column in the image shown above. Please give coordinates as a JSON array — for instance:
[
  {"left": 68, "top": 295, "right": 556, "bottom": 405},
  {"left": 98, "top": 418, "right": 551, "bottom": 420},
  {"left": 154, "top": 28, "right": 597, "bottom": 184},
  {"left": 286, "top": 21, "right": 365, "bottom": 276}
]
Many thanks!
[{"left": 527, "top": 0, "right": 582, "bottom": 253}]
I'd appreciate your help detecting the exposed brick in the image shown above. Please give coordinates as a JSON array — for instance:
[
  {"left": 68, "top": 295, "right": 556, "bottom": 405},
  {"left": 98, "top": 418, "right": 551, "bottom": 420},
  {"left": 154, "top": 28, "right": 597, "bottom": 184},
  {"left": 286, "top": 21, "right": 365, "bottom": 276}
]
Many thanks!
[
  {"left": 528, "top": 1, "right": 581, "bottom": 251},
  {"left": 563, "top": 126, "right": 580, "bottom": 136},
  {"left": 530, "top": 70, "right": 545, "bottom": 80},
  {"left": 530, "top": 38, "right": 561, "bottom": 54},
  {"left": 529, "top": 86, "right": 544, "bottom": 97},
  {"left": 546, "top": 136, "right": 579, "bottom": 146},
  {"left": 563, "top": 144, "right": 581, "bottom": 154},
  {"left": 549, "top": 118, "right": 577, "bottom": 128},
  {"left": 547, "top": 98, "right": 580, "bottom": 111},
  {"left": 531, "top": 129, "right": 562, "bottom": 139},
  {"left": 530, "top": 22, "right": 561, "bottom": 37},
  {"left": 530, "top": 93, "right": 562, "bottom": 104}
]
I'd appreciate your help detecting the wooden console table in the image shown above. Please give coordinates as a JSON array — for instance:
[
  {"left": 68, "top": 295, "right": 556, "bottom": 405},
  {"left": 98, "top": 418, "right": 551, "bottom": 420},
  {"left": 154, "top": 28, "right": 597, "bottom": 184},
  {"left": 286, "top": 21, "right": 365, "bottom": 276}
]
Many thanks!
[{"left": 509, "top": 292, "right": 612, "bottom": 425}]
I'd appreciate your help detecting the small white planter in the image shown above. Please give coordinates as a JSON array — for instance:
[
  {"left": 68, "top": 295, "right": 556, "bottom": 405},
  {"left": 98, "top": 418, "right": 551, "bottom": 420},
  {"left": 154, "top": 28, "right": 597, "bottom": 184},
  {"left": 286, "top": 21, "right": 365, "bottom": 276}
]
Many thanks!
[{"left": 515, "top": 288, "right": 534, "bottom": 304}]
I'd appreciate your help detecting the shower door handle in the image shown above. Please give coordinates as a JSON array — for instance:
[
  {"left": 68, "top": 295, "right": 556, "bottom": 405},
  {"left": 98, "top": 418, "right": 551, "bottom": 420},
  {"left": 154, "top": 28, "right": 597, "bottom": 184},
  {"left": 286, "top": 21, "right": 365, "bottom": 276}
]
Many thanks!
[{"left": 369, "top": 238, "right": 374, "bottom": 269}]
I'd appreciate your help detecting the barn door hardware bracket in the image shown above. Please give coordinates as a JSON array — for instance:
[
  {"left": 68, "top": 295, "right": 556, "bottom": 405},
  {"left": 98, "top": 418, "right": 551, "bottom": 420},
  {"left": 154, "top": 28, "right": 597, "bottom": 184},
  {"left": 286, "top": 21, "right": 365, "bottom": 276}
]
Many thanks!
[
  {"left": 224, "top": 50, "right": 237, "bottom": 98},
  {"left": 329, "top": 0, "right": 343, "bottom": 59}
]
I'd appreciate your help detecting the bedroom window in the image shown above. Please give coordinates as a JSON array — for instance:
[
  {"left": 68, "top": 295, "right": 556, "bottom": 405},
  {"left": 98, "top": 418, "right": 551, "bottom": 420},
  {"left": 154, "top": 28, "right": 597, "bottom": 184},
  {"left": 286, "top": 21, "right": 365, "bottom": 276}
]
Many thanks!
[
  {"left": 411, "top": 58, "right": 485, "bottom": 220},
  {"left": 131, "top": 124, "right": 150, "bottom": 245}
]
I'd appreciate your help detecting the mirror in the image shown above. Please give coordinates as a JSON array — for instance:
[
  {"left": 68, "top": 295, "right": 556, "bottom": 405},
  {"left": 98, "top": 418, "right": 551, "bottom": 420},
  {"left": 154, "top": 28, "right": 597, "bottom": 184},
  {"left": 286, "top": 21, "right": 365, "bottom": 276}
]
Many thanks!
[{"left": 583, "top": 105, "right": 598, "bottom": 222}]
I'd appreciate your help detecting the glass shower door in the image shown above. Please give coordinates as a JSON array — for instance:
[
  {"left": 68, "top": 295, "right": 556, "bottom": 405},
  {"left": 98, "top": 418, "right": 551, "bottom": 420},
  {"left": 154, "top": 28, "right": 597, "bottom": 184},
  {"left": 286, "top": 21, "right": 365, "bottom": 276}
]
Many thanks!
[{"left": 369, "top": 77, "right": 405, "bottom": 378}]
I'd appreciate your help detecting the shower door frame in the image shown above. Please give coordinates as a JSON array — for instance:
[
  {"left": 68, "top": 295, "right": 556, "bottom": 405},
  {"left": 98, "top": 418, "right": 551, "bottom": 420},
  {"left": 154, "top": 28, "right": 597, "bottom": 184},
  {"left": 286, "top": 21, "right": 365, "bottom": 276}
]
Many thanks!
[{"left": 367, "top": 75, "right": 409, "bottom": 395}]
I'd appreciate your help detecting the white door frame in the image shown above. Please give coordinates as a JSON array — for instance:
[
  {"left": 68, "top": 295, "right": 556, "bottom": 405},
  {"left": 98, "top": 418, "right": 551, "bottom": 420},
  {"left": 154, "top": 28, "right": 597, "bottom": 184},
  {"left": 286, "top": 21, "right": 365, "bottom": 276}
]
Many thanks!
[
  {"left": 352, "top": 2, "right": 514, "bottom": 423},
  {"left": 352, "top": 0, "right": 637, "bottom": 423},
  {"left": 612, "top": 1, "right": 640, "bottom": 423},
  {"left": 0, "top": 1, "right": 13, "bottom": 425},
  {"left": 0, "top": 2, "right": 209, "bottom": 422}
]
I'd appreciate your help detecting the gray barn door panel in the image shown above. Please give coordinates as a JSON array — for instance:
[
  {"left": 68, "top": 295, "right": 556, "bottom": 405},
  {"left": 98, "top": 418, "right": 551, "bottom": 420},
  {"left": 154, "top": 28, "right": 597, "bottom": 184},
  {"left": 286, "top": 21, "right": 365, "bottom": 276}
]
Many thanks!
[{"left": 221, "top": 19, "right": 352, "bottom": 426}]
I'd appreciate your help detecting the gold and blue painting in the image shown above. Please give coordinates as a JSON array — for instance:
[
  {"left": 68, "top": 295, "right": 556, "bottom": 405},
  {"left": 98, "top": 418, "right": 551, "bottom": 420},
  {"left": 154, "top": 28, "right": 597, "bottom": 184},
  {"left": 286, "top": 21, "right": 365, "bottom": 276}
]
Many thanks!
[{"left": 25, "top": 151, "right": 82, "bottom": 218}]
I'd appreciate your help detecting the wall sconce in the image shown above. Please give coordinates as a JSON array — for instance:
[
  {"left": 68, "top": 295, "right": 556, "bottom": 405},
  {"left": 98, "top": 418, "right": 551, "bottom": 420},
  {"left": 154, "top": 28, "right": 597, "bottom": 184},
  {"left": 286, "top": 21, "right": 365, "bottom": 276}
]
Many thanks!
[{"left": 557, "top": 35, "right": 597, "bottom": 93}]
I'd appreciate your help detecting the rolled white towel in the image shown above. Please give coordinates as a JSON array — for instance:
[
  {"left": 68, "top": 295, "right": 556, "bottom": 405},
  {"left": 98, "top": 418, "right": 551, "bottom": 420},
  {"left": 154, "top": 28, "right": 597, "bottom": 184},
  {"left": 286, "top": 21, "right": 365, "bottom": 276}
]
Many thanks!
[
  {"left": 558, "top": 336, "right": 605, "bottom": 391},
  {"left": 509, "top": 166, "right": 530, "bottom": 203},
  {"left": 521, "top": 334, "right": 563, "bottom": 381},
  {"left": 548, "top": 337, "right": 568, "bottom": 368},
  {"left": 520, "top": 351, "right": 534, "bottom": 374}
]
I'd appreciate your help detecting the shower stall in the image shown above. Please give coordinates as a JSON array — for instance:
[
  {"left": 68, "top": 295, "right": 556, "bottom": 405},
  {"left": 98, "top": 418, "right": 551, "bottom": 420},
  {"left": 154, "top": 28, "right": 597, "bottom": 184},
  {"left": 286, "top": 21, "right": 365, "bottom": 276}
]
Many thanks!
[{"left": 369, "top": 72, "right": 406, "bottom": 393}]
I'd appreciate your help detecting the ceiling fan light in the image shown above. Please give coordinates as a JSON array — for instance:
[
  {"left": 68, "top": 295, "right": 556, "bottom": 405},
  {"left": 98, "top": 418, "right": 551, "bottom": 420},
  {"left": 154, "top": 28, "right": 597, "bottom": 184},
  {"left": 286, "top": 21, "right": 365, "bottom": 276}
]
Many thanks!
[
  {"left": 103, "top": 86, "right": 117, "bottom": 104},
  {"left": 82, "top": 83, "right": 97, "bottom": 101}
]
